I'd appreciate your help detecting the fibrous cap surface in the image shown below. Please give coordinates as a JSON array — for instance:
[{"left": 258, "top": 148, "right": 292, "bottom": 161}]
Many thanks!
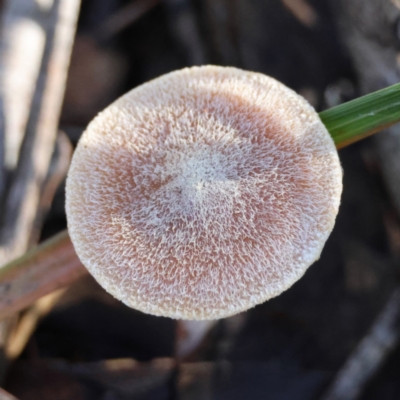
[{"left": 66, "top": 65, "right": 342, "bottom": 320}]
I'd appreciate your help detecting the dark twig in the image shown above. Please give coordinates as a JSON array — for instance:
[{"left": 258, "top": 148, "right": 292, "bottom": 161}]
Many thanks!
[
  {"left": 164, "top": 0, "right": 206, "bottom": 65},
  {"left": 203, "top": 0, "right": 239, "bottom": 65},
  {"left": 321, "top": 287, "right": 400, "bottom": 400},
  {"left": 96, "top": 0, "right": 161, "bottom": 41}
]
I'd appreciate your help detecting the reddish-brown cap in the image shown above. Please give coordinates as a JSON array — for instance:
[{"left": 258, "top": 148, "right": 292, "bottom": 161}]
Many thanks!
[{"left": 66, "top": 66, "right": 342, "bottom": 320}]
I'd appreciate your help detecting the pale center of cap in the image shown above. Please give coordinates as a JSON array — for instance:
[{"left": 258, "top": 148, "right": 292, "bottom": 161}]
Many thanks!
[{"left": 178, "top": 151, "right": 227, "bottom": 188}]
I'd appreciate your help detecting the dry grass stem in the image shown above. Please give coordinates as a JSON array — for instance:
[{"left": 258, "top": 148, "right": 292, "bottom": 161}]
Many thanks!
[
  {"left": 5, "top": 289, "right": 66, "bottom": 359},
  {"left": 0, "top": 0, "right": 47, "bottom": 173},
  {"left": 0, "top": 0, "right": 80, "bottom": 263},
  {"left": 0, "top": 231, "right": 87, "bottom": 321}
]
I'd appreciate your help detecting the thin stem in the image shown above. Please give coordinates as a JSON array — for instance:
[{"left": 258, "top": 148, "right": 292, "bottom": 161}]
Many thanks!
[{"left": 320, "top": 83, "right": 400, "bottom": 149}]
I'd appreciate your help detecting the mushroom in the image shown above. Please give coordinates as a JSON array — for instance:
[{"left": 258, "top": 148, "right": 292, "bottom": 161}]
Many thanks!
[{"left": 66, "top": 65, "right": 342, "bottom": 320}]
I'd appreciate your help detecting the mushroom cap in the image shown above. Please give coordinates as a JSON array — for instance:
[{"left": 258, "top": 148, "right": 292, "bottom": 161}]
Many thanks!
[{"left": 66, "top": 65, "right": 342, "bottom": 320}]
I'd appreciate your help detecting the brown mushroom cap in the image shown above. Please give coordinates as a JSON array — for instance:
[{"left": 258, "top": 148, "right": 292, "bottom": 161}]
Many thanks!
[{"left": 66, "top": 65, "right": 342, "bottom": 320}]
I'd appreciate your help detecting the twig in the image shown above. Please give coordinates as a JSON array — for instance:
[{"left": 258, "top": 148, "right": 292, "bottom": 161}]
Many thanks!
[
  {"left": 0, "top": 1, "right": 81, "bottom": 385},
  {"left": 1, "top": 132, "right": 73, "bottom": 359},
  {"left": 5, "top": 289, "right": 65, "bottom": 359},
  {"left": 0, "top": 0, "right": 80, "bottom": 383},
  {"left": 0, "top": 231, "right": 87, "bottom": 321},
  {"left": 29, "top": 131, "right": 73, "bottom": 247},
  {"left": 280, "top": 0, "right": 318, "bottom": 28},
  {"left": 0, "top": 0, "right": 47, "bottom": 173},
  {"left": 321, "top": 287, "right": 400, "bottom": 400},
  {"left": 0, "top": 387, "right": 18, "bottom": 400},
  {"left": 0, "top": 96, "right": 4, "bottom": 203},
  {"left": 0, "top": 0, "right": 81, "bottom": 263}
]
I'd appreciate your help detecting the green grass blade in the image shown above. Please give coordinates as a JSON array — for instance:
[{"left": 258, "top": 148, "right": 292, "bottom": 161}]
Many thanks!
[{"left": 319, "top": 83, "right": 400, "bottom": 149}]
